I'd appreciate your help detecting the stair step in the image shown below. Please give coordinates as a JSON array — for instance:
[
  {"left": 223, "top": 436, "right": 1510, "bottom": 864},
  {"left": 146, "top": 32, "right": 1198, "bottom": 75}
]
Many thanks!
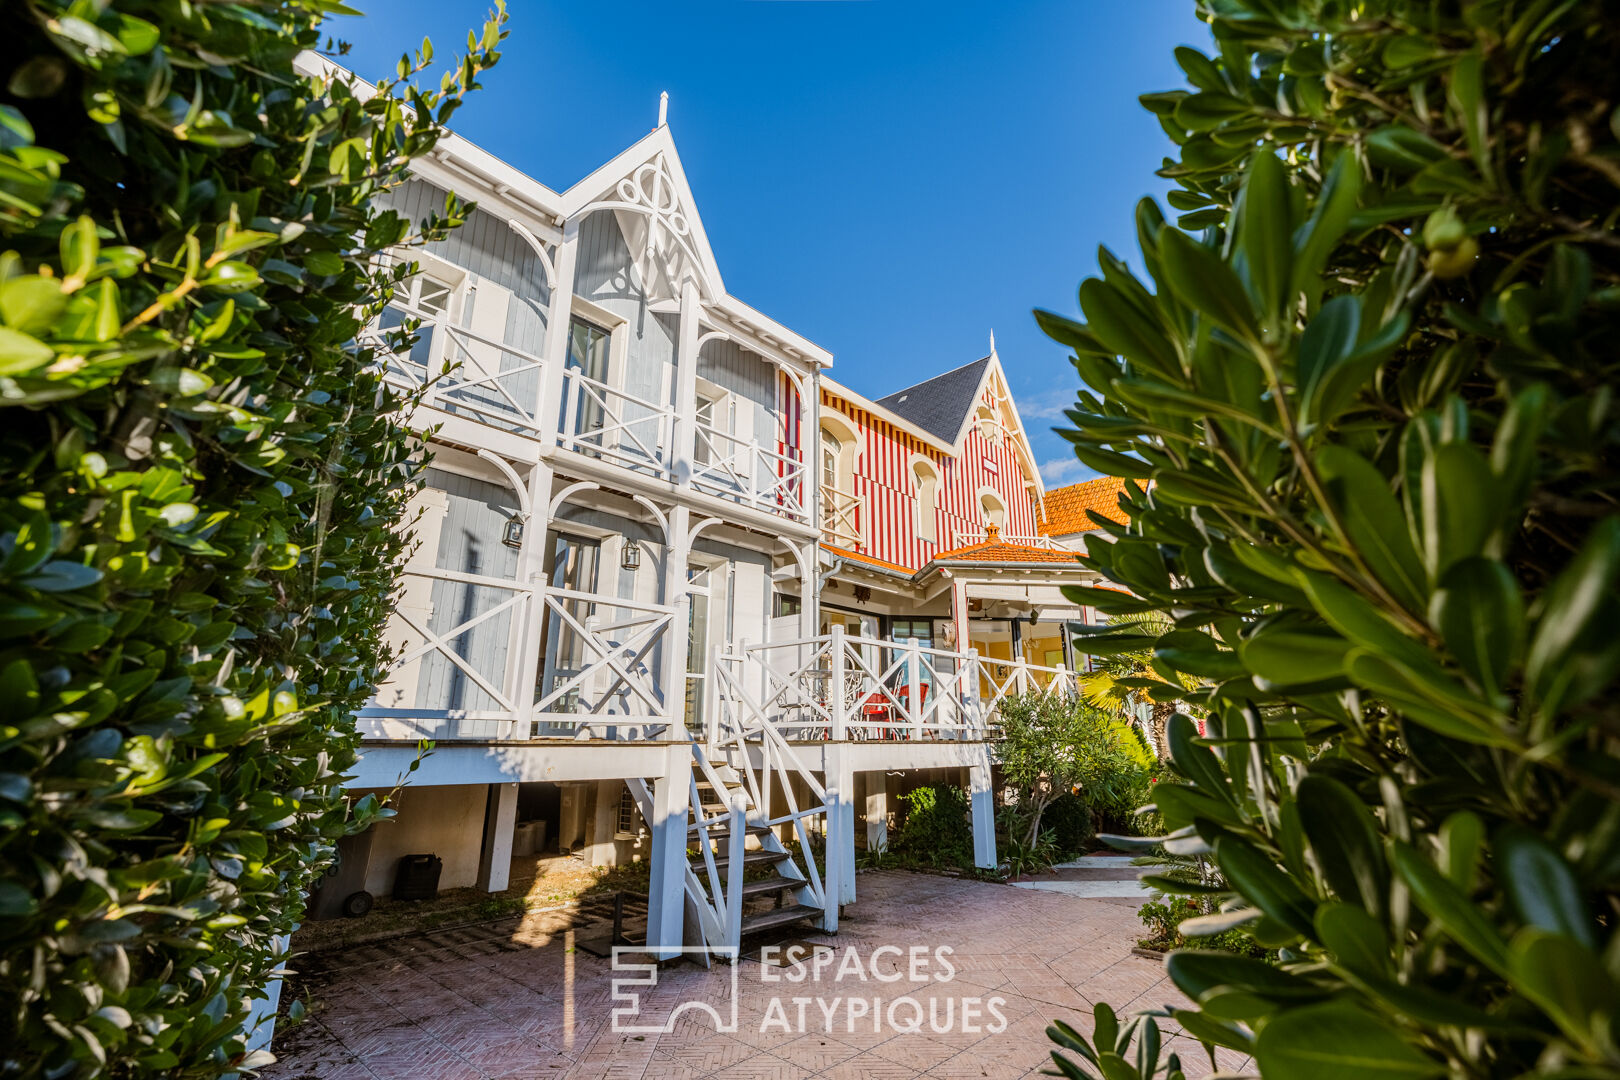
[
  {"left": 741, "top": 875, "right": 800, "bottom": 897},
  {"left": 688, "top": 822, "right": 771, "bottom": 836},
  {"left": 689, "top": 849, "right": 790, "bottom": 873},
  {"left": 739, "top": 904, "right": 822, "bottom": 935}
]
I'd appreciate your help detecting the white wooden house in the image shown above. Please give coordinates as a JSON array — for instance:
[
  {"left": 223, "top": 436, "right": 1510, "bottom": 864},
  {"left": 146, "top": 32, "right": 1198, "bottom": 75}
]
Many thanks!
[{"left": 301, "top": 56, "right": 1123, "bottom": 963}]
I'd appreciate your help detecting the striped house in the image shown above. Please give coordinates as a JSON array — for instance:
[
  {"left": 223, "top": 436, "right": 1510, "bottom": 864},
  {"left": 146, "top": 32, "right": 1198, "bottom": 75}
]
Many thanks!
[{"left": 810, "top": 346, "right": 1111, "bottom": 679}]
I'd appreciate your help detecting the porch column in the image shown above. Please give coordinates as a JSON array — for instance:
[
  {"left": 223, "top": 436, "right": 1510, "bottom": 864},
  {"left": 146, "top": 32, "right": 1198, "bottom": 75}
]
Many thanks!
[
  {"left": 864, "top": 770, "right": 888, "bottom": 853},
  {"left": 537, "top": 219, "right": 580, "bottom": 451},
  {"left": 969, "top": 747, "right": 996, "bottom": 870},
  {"left": 645, "top": 743, "right": 691, "bottom": 958},
  {"left": 822, "top": 743, "right": 856, "bottom": 925},
  {"left": 950, "top": 576, "right": 970, "bottom": 658},
  {"left": 798, "top": 541, "right": 818, "bottom": 641},
  {"left": 662, "top": 505, "right": 692, "bottom": 739},
  {"left": 587, "top": 780, "right": 622, "bottom": 867},
  {"left": 673, "top": 277, "right": 700, "bottom": 487},
  {"left": 477, "top": 782, "right": 520, "bottom": 893},
  {"left": 509, "top": 458, "right": 553, "bottom": 734}
]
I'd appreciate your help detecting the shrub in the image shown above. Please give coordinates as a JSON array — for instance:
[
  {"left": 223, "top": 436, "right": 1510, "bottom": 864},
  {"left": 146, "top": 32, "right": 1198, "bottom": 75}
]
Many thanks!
[
  {"left": 1137, "top": 896, "right": 1270, "bottom": 960},
  {"left": 998, "top": 691, "right": 1153, "bottom": 845},
  {"left": 1038, "top": 0, "right": 1620, "bottom": 1077},
  {"left": 892, "top": 783, "right": 974, "bottom": 868},
  {"left": 0, "top": 3, "right": 504, "bottom": 1075},
  {"left": 1001, "top": 829, "right": 1062, "bottom": 878},
  {"left": 1036, "top": 792, "right": 1094, "bottom": 857}
]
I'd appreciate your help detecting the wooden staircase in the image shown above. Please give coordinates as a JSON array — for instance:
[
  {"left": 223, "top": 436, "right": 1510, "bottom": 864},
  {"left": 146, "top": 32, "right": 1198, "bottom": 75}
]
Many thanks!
[
  {"left": 688, "top": 769, "right": 823, "bottom": 940},
  {"left": 626, "top": 741, "right": 831, "bottom": 961}
]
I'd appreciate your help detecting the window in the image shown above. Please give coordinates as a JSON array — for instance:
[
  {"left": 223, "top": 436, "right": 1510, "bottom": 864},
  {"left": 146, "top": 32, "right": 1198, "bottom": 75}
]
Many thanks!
[
  {"left": 821, "top": 430, "right": 841, "bottom": 491},
  {"left": 890, "top": 617, "right": 932, "bottom": 648},
  {"left": 616, "top": 788, "right": 641, "bottom": 838},
  {"left": 773, "top": 591, "right": 802, "bottom": 619},
  {"left": 377, "top": 264, "right": 461, "bottom": 372},
  {"left": 693, "top": 380, "right": 732, "bottom": 469},
  {"left": 980, "top": 489, "right": 1006, "bottom": 532},
  {"left": 538, "top": 532, "right": 601, "bottom": 712},
  {"left": 684, "top": 561, "right": 729, "bottom": 730},
  {"left": 911, "top": 458, "right": 939, "bottom": 544},
  {"left": 563, "top": 317, "right": 611, "bottom": 440}
]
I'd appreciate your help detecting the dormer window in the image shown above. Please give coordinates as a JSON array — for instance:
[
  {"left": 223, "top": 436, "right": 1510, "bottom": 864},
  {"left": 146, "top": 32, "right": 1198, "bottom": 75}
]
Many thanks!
[
  {"left": 911, "top": 458, "right": 940, "bottom": 544},
  {"left": 980, "top": 489, "right": 1006, "bottom": 534}
]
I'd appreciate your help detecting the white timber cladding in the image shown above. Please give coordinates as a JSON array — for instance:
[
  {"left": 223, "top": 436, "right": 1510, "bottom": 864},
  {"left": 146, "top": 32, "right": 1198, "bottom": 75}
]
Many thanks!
[{"left": 355, "top": 106, "right": 829, "bottom": 752}]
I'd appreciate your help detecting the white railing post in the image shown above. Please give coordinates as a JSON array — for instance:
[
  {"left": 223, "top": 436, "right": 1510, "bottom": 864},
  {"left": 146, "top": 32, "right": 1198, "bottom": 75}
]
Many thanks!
[
  {"left": 829, "top": 624, "right": 847, "bottom": 741},
  {"left": 539, "top": 219, "right": 579, "bottom": 451},
  {"left": 967, "top": 647, "right": 982, "bottom": 739},
  {"left": 906, "top": 639, "right": 922, "bottom": 741},
  {"left": 1016, "top": 658, "right": 1030, "bottom": 697},
  {"left": 725, "top": 785, "right": 747, "bottom": 947},
  {"left": 706, "top": 641, "right": 724, "bottom": 749}
]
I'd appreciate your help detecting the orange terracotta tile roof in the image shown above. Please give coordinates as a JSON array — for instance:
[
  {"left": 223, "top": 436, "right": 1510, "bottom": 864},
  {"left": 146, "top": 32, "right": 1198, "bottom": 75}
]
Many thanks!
[
  {"left": 929, "top": 538, "right": 1086, "bottom": 567},
  {"left": 820, "top": 544, "right": 916, "bottom": 576},
  {"left": 1039, "top": 477, "right": 1132, "bottom": 537}
]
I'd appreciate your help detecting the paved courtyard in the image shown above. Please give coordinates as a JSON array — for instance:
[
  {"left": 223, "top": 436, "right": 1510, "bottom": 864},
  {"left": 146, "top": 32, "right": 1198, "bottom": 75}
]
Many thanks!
[{"left": 266, "top": 869, "right": 1246, "bottom": 1079}]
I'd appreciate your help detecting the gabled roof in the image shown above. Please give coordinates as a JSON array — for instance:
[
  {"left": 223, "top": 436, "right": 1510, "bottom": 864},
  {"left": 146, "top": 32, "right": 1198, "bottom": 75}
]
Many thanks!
[
  {"left": 1039, "top": 477, "right": 1132, "bottom": 537},
  {"left": 874, "top": 357, "right": 991, "bottom": 444}
]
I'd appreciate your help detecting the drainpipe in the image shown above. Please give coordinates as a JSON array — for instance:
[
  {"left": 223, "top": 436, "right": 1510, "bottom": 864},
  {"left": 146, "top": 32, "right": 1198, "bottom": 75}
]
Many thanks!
[{"left": 816, "top": 555, "right": 845, "bottom": 598}]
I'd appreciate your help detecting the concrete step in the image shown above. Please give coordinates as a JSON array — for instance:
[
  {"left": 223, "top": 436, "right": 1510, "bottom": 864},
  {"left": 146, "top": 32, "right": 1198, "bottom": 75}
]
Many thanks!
[{"left": 739, "top": 904, "right": 822, "bottom": 936}]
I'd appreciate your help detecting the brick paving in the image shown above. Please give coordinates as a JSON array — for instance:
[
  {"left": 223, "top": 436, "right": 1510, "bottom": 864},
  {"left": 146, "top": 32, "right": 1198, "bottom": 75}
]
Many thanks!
[{"left": 265, "top": 869, "right": 1249, "bottom": 1079}]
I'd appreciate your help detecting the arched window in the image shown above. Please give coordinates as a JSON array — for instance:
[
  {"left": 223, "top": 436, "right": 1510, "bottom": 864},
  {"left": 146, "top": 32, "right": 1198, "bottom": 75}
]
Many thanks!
[
  {"left": 979, "top": 488, "right": 1006, "bottom": 535},
  {"left": 820, "top": 429, "right": 841, "bottom": 492},
  {"left": 911, "top": 457, "right": 939, "bottom": 543},
  {"left": 818, "top": 417, "right": 863, "bottom": 548}
]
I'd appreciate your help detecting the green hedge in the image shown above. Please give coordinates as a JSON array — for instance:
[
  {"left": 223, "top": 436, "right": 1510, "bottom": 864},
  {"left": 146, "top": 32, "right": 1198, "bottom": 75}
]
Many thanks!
[
  {"left": 1036, "top": 1, "right": 1620, "bottom": 1077},
  {"left": 0, "top": 3, "right": 504, "bottom": 1075}
]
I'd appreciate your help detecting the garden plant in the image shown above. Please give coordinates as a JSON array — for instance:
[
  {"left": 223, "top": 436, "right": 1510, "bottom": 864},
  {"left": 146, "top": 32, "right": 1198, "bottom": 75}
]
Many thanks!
[
  {"left": 0, "top": 2, "right": 505, "bottom": 1075},
  {"left": 997, "top": 691, "right": 1154, "bottom": 853},
  {"left": 1035, "top": 0, "right": 1620, "bottom": 1077}
]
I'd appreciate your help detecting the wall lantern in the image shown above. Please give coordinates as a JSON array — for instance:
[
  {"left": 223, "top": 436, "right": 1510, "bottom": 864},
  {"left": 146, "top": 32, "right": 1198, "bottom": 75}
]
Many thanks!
[
  {"left": 502, "top": 517, "right": 525, "bottom": 548},
  {"left": 621, "top": 542, "right": 641, "bottom": 571}
]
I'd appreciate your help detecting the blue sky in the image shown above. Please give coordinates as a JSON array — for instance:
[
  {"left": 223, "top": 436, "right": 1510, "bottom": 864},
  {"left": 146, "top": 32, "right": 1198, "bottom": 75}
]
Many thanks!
[{"left": 331, "top": 2, "right": 1212, "bottom": 489}]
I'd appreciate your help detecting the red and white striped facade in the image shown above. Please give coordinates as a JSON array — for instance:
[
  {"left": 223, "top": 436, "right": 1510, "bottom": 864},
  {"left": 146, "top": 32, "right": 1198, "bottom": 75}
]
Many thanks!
[{"left": 819, "top": 357, "right": 1042, "bottom": 572}]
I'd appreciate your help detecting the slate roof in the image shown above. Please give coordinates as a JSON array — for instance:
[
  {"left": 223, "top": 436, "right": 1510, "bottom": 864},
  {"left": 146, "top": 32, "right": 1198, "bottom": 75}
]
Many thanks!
[
  {"left": 1040, "top": 477, "right": 1132, "bottom": 537},
  {"left": 873, "top": 357, "right": 991, "bottom": 445}
]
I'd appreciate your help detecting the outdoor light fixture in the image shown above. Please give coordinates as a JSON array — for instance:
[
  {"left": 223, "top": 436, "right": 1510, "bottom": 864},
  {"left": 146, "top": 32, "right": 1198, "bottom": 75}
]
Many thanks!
[
  {"left": 621, "top": 543, "right": 641, "bottom": 571},
  {"left": 502, "top": 517, "right": 524, "bottom": 548}
]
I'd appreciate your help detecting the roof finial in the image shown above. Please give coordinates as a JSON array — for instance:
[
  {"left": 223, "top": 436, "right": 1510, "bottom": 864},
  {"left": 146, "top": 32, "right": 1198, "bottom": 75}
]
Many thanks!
[
  {"left": 658, "top": 91, "right": 669, "bottom": 128},
  {"left": 988, "top": 328, "right": 997, "bottom": 359}
]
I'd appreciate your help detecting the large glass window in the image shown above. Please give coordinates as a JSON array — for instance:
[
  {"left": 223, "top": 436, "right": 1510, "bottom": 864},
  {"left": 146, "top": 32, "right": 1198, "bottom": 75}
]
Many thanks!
[
  {"left": 684, "top": 562, "right": 728, "bottom": 730},
  {"left": 563, "top": 316, "right": 611, "bottom": 441},
  {"left": 890, "top": 617, "right": 933, "bottom": 648}
]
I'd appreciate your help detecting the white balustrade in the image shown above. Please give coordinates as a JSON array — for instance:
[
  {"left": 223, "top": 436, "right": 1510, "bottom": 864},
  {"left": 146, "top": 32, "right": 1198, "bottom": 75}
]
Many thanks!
[
  {"left": 691, "top": 420, "right": 808, "bottom": 521},
  {"left": 821, "top": 483, "right": 864, "bottom": 549}
]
